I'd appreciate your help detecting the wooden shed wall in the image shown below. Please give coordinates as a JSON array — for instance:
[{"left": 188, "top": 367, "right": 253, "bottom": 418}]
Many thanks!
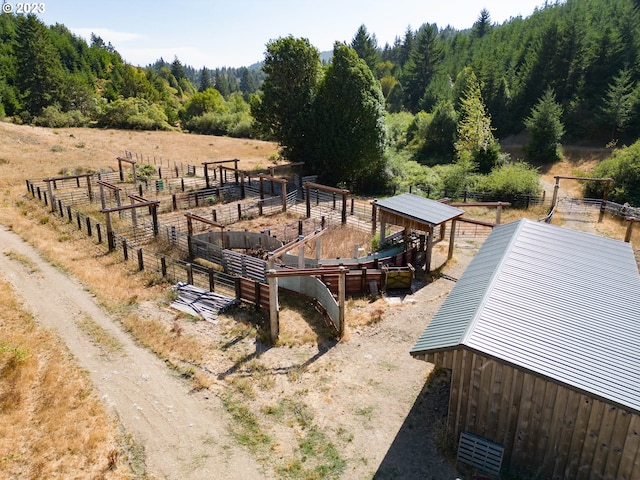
[{"left": 416, "top": 349, "right": 640, "bottom": 479}]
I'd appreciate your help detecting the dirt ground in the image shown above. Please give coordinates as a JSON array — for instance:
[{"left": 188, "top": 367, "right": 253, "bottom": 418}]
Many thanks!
[
  {"left": 0, "top": 122, "right": 624, "bottom": 480},
  {"left": 0, "top": 123, "right": 483, "bottom": 479}
]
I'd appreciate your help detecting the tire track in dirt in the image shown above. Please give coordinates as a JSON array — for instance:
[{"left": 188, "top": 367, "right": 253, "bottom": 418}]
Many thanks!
[{"left": 0, "top": 225, "right": 268, "bottom": 480}]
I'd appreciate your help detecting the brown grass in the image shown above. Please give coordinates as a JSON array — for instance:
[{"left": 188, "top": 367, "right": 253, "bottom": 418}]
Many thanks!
[
  {"left": 308, "top": 224, "right": 374, "bottom": 259},
  {"left": 0, "top": 122, "right": 279, "bottom": 478},
  {"left": 0, "top": 278, "right": 130, "bottom": 479},
  {"left": 0, "top": 122, "right": 632, "bottom": 477}
]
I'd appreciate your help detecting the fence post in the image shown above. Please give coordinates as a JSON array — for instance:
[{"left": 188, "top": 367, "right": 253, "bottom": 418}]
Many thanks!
[
  {"left": 254, "top": 280, "right": 261, "bottom": 311},
  {"left": 208, "top": 268, "right": 215, "bottom": 291},
  {"left": 122, "top": 239, "right": 128, "bottom": 261},
  {"left": 267, "top": 270, "right": 279, "bottom": 343},
  {"left": 137, "top": 248, "right": 144, "bottom": 271},
  {"left": 338, "top": 266, "right": 346, "bottom": 338},
  {"left": 237, "top": 203, "right": 242, "bottom": 221},
  {"left": 161, "top": 256, "right": 167, "bottom": 277},
  {"left": 235, "top": 277, "right": 242, "bottom": 299},
  {"left": 76, "top": 212, "right": 82, "bottom": 230},
  {"left": 186, "top": 263, "right": 193, "bottom": 285},
  {"left": 58, "top": 199, "right": 63, "bottom": 217},
  {"left": 96, "top": 223, "right": 102, "bottom": 244},
  {"left": 86, "top": 217, "right": 92, "bottom": 237}
]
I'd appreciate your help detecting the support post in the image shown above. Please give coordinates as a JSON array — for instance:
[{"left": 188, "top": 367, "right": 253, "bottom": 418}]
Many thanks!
[
  {"left": 268, "top": 270, "right": 279, "bottom": 343},
  {"left": 448, "top": 220, "right": 457, "bottom": 260},
  {"left": 282, "top": 181, "right": 287, "bottom": 212},
  {"left": 338, "top": 267, "right": 346, "bottom": 338},
  {"left": 341, "top": 193, "right": 347, "bottom": 224},
  {"left": 425, "top": 226, "right": 434, "bottom": 272},
  {"left": 624, "top": 218, "right": 635, "bottom": 243},
  {"left": 551, "top": 176, "right": 560, "bottom": 209},
  {"left": 47, "top": 180, "right": 55, "bottom": 212},
  {"left": 599, "top": 179, "right": 612, "bottom": 223},
  {"left": 371, "top": 200, "right": 377, "bottom": 235},
  {"left": 298, "top": 235, "right": 305, "bottom": 269}
]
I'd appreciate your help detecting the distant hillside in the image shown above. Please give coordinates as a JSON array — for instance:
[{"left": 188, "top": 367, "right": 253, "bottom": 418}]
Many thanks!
[{"left": 0, "top": 0, "right": 638, "bottom": 147}]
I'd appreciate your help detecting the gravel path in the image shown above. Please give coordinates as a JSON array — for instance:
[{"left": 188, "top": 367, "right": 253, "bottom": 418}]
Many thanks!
[{"left": 0, "top": 225, "right": 268, "bottom": 480}]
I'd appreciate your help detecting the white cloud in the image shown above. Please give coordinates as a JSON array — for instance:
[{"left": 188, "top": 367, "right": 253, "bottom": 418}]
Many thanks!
[{"left": 70, "top": 27, "right": 144, "bottom": 44}]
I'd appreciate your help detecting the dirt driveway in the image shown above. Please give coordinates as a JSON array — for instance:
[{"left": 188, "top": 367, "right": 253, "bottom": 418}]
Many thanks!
[
  {"left": 0, "top": 225, "right": 267, "bottom": 480},
  {"left": 1, "top": 219, "right": 481, "bottom": 478}
]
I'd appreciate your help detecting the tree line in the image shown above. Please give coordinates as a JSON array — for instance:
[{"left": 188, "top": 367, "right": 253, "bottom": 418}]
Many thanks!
[
  {"left": 1, "top": 1, "right": 640, "bottom": 200},
  {"left": 0, "top": 13, "right": 262, "bottom": 135}
]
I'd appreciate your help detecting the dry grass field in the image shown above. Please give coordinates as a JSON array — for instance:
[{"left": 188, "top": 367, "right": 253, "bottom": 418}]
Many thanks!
[{"left": 0, "top": 121, "right": 633, "bottom": 479}]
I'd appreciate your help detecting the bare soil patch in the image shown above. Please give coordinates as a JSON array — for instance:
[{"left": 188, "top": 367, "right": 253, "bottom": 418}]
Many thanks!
[{"left": 0, "top": 122, "right": 625, "bottom": 479}]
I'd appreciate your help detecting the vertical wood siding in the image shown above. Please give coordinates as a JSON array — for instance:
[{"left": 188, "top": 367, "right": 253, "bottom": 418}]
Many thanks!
[{"left": 425, "top": 349, "right": 640, "bottom": 479}]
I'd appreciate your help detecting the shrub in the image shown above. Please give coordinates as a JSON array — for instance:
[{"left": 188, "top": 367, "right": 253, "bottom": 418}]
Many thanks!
[
  {"left": 185, "top": 112, "right": 252, "bottom": 137},
  {"left": 586, "top": 140, "right": 640, "bottom": 205},
  {"left": 97, "top": 98, "right": 172, "bottom": 130},
  {"left": 34, "top": 106, "right": 89, "bottom": 128},
  {"left": 476, "top": 162, "right": 541, "bottom": 197}
]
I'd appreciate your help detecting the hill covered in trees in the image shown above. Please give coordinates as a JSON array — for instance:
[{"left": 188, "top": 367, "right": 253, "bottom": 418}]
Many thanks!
[
  {"left": 1, "top": 0, "right": 639, "bottom": 198},
  {"left": 1, "top": 1, "right": 639, "bottom": 142}
]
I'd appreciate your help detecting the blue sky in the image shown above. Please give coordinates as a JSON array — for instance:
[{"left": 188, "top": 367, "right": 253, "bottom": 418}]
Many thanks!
[{"left": 37, "top": 0, "right": 554, "bottom": 69}]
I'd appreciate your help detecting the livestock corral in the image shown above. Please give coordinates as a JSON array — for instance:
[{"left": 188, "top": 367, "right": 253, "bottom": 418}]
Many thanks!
[
  {"left": 20, "top": 144, "right": 640, "bottom": 479},
  {"left": 26, "top": 152, "right": 500, "bottom": 343}
]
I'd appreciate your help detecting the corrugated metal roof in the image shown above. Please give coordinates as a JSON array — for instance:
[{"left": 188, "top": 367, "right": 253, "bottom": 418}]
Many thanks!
[
  {"left": 411, "top": 218, "right": 640, "bottom": 413},
  {"left": 376, "top": 193, "right": 464, "bottom": 226}
]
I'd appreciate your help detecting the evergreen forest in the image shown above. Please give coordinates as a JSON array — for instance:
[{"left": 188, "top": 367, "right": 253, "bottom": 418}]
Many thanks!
[{"left": 1, "top": 0, "right": 640, "bottom": 200}]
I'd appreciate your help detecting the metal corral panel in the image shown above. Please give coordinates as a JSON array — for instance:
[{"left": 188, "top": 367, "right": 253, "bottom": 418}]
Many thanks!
[
  {"left": 411, "top": 218, "right": 640, "bottom": 414},
  {"left": 376, "top": 193, "right": 464, "bottom": 226}
]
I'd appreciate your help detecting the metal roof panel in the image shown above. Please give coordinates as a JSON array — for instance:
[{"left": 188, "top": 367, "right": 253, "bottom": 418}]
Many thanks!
[
  {"left": 411, "top": 219, "right": 640, "bottom": 413},
  {"left": 376, "top": 193, "right": 465, "bottom": 226}
]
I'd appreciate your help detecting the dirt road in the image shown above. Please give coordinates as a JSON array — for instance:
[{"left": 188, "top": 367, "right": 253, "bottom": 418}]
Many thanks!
[{"left": 0, "top": 225, "right": 268, "bottom": 480}]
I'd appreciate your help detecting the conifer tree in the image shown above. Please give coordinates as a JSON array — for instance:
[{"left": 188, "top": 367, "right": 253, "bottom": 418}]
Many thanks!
[
  {"left": 350, "top": 25, "right": 380, "bottom": 75},
  {"left": 15, "top": 14, "right": 64, "bottom": 115},
  {"left": 524, "top": 88, "right": 565, "bottom": 163},
  {"left": 198, "top": 67, "right": 210, "bottom": 92},
  {"left": 455, "top": 71, "right": 500, "bottom": 173}
]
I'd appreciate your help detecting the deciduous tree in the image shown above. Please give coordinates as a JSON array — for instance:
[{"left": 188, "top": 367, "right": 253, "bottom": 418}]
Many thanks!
[{"left": 251, "top": 36, "right": 322, "bottom": 163}]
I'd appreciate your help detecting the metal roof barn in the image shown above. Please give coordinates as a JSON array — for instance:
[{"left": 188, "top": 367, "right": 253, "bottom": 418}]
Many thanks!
[{"left": 410, "top": 218, "right": 640, "bottom": 478}]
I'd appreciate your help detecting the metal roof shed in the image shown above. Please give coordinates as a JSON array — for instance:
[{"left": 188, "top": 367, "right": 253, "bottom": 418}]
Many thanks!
[
  {"left": 373, "top": 194, "right": 464, "bottom": 272},
  {"left": 410, "top": 219, "right": 640, "bottom": 478}
]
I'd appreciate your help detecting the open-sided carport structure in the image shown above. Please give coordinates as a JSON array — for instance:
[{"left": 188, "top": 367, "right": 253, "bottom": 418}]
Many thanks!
[
  {"left": 410, "top": 219, "right": 640, "bottom": 478},
  {"left": 372, "top": 193, "right": 465, "bottom": 272}
]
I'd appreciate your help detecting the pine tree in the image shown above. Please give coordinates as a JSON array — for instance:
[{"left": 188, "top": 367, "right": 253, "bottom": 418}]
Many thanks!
[
  {"left": 471, "top": 9, "right": 492, "bottom": 39},
  {"left": 15, "top": 14, "right": 64, "bottom": 115},
  {"left": 524, "top": 88, "right": 565, "bottom": 163},
  {"left": 350, "top": 25, "right": 380, "bottom": 75},
  {"left": 402, "top": 23, "right": 443, "bottom": 113},
  {"left": 455, "top": 71, "right": 500, "bottom": 173},
  {"left": 198, "top": 67, "right": 210, "bottom": 92},
  {"left": 600, "top": 68, "right": 637, "bottom": 140},
  {"left": 214, "top": 70, "right": 230, "bottom": 98}
]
